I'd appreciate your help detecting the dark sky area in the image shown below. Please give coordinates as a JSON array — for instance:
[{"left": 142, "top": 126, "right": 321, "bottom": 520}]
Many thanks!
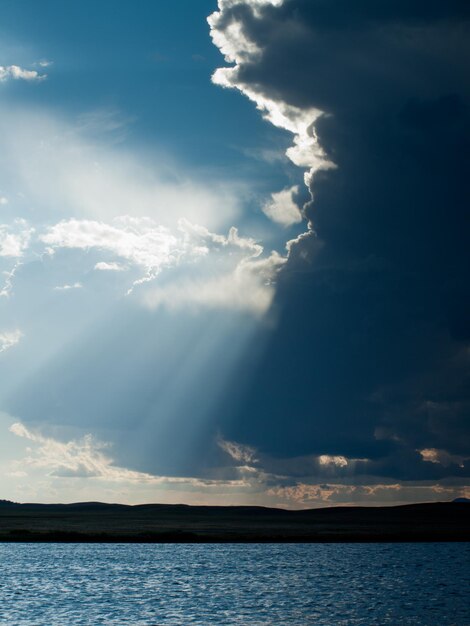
[{"left": 219, "top": 0, "right": 470, "bottom": 485}]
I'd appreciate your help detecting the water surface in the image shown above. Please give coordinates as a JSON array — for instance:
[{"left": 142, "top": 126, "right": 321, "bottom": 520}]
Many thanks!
[{"left": 0, "top": 543, "right": 468, "bottom": 625}]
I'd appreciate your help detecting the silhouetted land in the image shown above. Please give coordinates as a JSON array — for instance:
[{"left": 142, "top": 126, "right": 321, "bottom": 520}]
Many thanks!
[{"left": 0, "top": 500, "right": 468, "bottom": 542}]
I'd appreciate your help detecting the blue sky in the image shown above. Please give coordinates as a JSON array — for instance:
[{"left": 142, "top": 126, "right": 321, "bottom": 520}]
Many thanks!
[{"left": 0, "top": 0, "right": 469, "bottom": 508}]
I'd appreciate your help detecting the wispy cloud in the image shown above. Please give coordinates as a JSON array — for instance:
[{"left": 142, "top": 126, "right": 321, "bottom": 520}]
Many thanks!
[
  {"left": 0, "top": 263, "right": 20, "bottom": 298},
  {"left": 9, "top": 422, "right": 162, "bottom": 482},
  {"left": 218, "top": 437, "right": 258, "bottom": 464},
  {"left": 0, "top": 105, "right": 240, "bottom": 229},
  {"left": 53, "top": 282, "right": 83, "bottom": 291},
  {"left": 8, "top": 422, "right": 254, "bottom": 491},
  {"left": 266, "top": 482, "right": 470, "bottom": 508}
]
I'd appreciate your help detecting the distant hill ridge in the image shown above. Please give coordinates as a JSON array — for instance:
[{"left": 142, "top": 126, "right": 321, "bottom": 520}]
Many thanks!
[
  {"left": 0, "top": 498, "right": 467, "bottom": 509},
  {"left": 0, "top": 500, "right": 468, "bottom": 542}
]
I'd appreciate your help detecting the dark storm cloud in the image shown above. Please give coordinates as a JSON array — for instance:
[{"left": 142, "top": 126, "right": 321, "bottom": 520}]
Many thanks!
[{"left": 214, "top": 0, "right": 470, "bottom": 483}]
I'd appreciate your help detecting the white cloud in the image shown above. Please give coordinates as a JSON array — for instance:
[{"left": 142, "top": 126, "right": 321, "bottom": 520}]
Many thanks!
[
  {"left": 42, "top": 217, "right": 192, "bottom": 275},
  {"left": 209, "top": 42, "right": 334, "bottom": 187},
  {"left": 94, "top": 261, "right": 127, "bottom": 272},
  {"left": 209, "top": 0, "right": 336, "bottom": 253},
  {"left": 318, "top": 454, "right": 349, "bottom": 468},
  {"left": 419, "top": 448, "right": 468, "bottom": 468},
  {"left": 0, "top": 197, "right": 8, "bottom": 205},
  {"left": 263, "top": 185, "right": 302, "bottom": 226},
  {"left": 211, "top": 67, "right": 333, "bottom": 188},
  {"left": 0, "top": 330, "right": 23, "bottom": 354},
  {"left": 0, "top": 220, "right": 34, "bottom": 257},
  {"left": 142, "top": 249, "right": 286, "bottom": 315},
  {"left": 0, "top": 65, "right": 46, "bottom": 82},
  {"left": 209, "top": 0, "right": 284, "bottom": 65},
  {"left": 40, "top": 216, "right": 285, "bottom": 314}
]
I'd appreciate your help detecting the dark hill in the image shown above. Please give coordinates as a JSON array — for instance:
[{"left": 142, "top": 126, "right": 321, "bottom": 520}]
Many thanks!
[{"left": 0, "top": 501, "right": 468, "bottom": 542}]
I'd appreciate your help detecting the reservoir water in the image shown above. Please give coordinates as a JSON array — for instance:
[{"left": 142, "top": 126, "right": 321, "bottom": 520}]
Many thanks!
[{"left": 0, "top": 542, "right": 468, "bottom": 625}]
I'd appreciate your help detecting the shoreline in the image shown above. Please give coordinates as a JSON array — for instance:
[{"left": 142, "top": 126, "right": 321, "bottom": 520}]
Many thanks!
[{"left": 2, "top": 532, "right": 469, "bottom": 543}]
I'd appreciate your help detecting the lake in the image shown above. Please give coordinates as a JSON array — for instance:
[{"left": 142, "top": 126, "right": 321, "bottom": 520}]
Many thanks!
[{"left": 0, "top": 543, "right": 468, "bottom": 625}]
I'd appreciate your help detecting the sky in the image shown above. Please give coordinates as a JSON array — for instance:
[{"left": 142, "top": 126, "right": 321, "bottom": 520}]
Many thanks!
[{"left": 0, "top": 0, "right": 469, "bottom": 508}]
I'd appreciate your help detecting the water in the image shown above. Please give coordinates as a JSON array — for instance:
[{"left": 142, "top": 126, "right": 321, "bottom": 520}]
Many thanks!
[{"left": 0, "top": 543, "right": 468, "bottom": 625}]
